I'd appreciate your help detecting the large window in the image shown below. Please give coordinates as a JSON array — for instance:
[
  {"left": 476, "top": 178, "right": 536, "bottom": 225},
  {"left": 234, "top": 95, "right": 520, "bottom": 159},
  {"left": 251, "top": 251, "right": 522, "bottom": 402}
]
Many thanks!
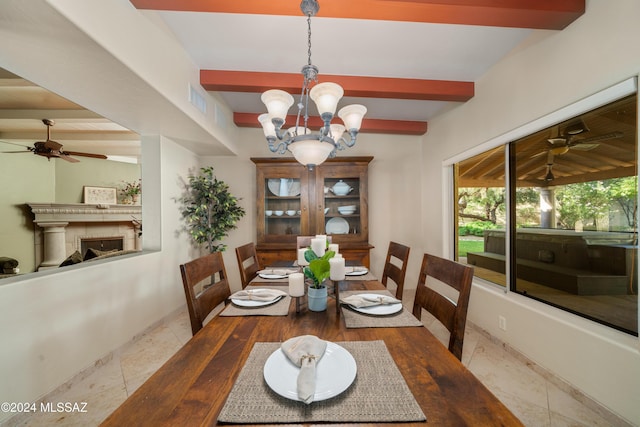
[{"left": 456, "top": 90, "right": 638, "bottom": 336}]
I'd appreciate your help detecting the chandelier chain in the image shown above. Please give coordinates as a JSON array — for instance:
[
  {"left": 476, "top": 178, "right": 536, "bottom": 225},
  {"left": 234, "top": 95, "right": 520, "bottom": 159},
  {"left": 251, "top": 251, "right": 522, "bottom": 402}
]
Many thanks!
[{"left": 307, "top": 14, "right": 312, "bottom": 67}]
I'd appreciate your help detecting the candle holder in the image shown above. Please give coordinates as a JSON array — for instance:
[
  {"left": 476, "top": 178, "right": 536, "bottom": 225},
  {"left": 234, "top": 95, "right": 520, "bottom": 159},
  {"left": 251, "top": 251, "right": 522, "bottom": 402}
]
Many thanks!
[
  {"left": 294, "top": 294, "right": 307, "bottom": 313},
  {"left": 329, "top": 279, "right": 346, "bottom": 316}
]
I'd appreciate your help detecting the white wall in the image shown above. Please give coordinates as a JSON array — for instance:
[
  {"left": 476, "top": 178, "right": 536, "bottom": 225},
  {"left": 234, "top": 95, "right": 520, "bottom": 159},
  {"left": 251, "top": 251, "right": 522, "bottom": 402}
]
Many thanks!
[
  {"left": 422, "top": 0, "right": 640, "bottom": 422},
  {"left": 0, "top": 137, "right": 198, "bottom": 423}
]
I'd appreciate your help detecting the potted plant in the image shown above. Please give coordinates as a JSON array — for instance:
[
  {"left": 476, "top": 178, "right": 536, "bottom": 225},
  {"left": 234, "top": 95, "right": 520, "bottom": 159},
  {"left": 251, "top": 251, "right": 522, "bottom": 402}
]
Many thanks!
[
  {"left": 303, "top": 248, "right": 335, "bottom": 311},
  {"left": 178, "top": 167, "right": 245, "bottom": 253},
  {"left": 121, "top": 179, "right": 141, "bottom": 204}
]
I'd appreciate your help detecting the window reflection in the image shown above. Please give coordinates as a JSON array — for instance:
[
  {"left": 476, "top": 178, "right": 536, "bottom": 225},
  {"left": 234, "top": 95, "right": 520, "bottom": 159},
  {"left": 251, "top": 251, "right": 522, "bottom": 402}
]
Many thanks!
[{"left": 456, "top": 93, "right": 638, "bottom": 335}]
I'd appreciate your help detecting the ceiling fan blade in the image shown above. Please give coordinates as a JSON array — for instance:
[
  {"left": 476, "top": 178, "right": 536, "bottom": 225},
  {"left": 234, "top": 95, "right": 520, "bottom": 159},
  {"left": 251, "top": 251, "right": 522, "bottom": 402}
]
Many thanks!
[
  {"left": 1, "top": 150, "right": 31, "bottom": 154},
  {"left": 58, "top": 153, "right": 80, "bottom": 163},
  {"left": 0, "top": 139, "right": 31, "bottom": 149},
  {"left": 547, "top": 137, "right": 567, "bottom": 145},
  {"left": 63, "top": 151, "right": 108, "bottom": 160},
  {"left": 572, "top": 131, "right": 623, "bottom": 145},
  {"left": 570, "top": 143, "right": 599, "bottom": 151}
]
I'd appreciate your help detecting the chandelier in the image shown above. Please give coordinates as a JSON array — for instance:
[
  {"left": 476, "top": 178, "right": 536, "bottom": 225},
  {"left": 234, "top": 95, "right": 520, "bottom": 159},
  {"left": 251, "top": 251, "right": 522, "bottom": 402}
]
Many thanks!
[{"left": 257, "top": 0, "right": 367, "bottom": 168}]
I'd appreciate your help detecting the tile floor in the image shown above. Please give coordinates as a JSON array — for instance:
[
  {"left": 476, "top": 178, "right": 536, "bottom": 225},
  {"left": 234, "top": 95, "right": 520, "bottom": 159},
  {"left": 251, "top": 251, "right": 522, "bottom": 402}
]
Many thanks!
[{"left": 7, "top": 289, "right": 633, "bottom": 427}]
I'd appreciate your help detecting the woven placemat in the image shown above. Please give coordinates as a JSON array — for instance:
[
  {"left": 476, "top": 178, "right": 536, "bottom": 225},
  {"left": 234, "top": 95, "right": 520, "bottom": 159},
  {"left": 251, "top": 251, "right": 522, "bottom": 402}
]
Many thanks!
[
  {"left": 220, "top": 286, "right": 291, "bottom": 317},
  {"left": 339, "top": 290, "right": 424, "bottom": 328},
  {"left": 218, "top": 340, "right": 426, "bottom": 424}
]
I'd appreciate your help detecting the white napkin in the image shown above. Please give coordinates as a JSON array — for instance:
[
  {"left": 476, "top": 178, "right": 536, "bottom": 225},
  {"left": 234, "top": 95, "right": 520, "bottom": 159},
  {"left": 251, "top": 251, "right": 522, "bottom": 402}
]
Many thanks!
[
  {"left": 230, "top": 288, "right": 287, "bottom": 302},
  {"left": 280, "top": 335, "right": 327, "bottom": 404},
  {"left": 258, "top": 268, "right": 298, "bottom": 276},
  {"left": 341, "top": 294, "right": 401, "bottom": 308}
]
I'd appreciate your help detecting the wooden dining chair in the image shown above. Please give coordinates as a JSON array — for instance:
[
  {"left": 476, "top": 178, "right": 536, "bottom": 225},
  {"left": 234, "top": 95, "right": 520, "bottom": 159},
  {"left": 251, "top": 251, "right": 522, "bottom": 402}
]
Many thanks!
[
  {"left": 179, "top": 252, "right": 231, "bottom": 336},
  {"left": 412, "top": 253, "right": 474, "bottom": 361},
  {"left": 235, "top": 242, "right": 260, "bottom": 289},
  {"left": 381, "top": 241, "right": 411, "bottom": 299}
]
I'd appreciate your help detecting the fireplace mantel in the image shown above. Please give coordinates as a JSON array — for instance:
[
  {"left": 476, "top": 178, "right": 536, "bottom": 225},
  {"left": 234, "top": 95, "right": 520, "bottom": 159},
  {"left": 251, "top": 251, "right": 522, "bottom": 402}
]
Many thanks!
[
  {"left": 28, "top": 203, "right": 142, "bottom": 270},
  {"left": 28, "top": 203, "right": 141, "bottom": 223}
]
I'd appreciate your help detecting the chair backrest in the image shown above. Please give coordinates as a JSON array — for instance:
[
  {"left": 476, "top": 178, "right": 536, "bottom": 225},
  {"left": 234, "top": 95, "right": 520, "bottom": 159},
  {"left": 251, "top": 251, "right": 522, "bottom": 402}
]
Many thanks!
[
  {"left": 235, "top": 242, "right": 260, "bottom": 289},
  {"left": 296, "top": 235, "right": 332, "bottom": 249},
  {"left": 179, "top": 252, "right": 231, "bottom": 336},
  {"left": 381, "top": 241, "right": 411, "bottom": 299},
  {"left": 412, "top": 253, "right": 474, "bottom": 361}
]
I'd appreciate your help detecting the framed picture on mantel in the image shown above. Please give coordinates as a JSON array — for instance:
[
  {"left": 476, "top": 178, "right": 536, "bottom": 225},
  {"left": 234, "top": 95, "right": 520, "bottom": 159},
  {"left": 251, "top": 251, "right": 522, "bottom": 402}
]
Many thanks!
[{"left": 83, "top": 186, "right": 117, "bottom": 204}]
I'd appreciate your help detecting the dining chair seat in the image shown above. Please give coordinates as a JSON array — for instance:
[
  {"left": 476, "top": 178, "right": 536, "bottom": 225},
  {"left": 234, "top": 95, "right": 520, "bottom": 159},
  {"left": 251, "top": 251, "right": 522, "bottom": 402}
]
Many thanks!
[
  {"left": 179, "top": 252, "right": 231, "bottom": 336},
  {"left": 412, "top": 253, "right": 474, "bottom": 360},
  {"left": 381, "top": 241, "right": 411, "bottom": 299},
  {"left": 235, "top": 242, "right": 260, "bottom": 289}
]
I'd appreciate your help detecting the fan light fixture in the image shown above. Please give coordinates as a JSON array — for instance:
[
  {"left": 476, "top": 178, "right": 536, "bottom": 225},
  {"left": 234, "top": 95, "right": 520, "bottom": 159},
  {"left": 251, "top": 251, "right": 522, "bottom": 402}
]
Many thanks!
[{"left": 257, "top": 0, "right": 367, "bottom": 169}]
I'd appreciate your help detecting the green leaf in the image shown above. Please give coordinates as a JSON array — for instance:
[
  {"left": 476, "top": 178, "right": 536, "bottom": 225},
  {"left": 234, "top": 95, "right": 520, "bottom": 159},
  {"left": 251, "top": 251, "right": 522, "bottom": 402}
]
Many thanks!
[{"left": 304, "top": 248, "right": 318, "bottom": 262}]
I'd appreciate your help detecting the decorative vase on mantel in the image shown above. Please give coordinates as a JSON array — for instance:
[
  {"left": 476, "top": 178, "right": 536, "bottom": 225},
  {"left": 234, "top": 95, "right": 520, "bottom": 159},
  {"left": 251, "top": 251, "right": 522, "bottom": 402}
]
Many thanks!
[{"left": 307, "top": 280, "right": 328, "bottom": 312}]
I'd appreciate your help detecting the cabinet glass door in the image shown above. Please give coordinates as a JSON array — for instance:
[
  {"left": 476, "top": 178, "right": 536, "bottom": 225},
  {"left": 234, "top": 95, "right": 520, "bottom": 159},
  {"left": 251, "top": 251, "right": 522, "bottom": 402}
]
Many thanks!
[
  {"left": 264, "top": 177, "right": 303, "bottom": 236},
  {"left": 256, "top": 162, "right": 310, "bottom": 244},
  {"left": 318, "top": 164, "right": 368, "bottom": 242}
]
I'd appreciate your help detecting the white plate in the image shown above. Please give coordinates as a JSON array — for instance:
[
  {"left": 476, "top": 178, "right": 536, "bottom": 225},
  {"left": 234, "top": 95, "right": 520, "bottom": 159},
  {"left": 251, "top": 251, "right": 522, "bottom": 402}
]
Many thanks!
[
  {"left": 263, "top": 341, "right": 357, "bottom": 402},
  {"left": 232, "top": 295, "right": 284, "bottom": 308},
  {"left": 258, "top": 273, "right": 288, "bottom": 279},
  {"left": 267, "top": 179, "right": 301, "bottom": 197},
  {"left": 347, "top": 294, "right": 403, "bottom": 316},
  {"left": 345, "top": 267, "right": 368, "bottom": 276},
  {"left": 325, "top": 217, "right": 349, "bottom": 234}
]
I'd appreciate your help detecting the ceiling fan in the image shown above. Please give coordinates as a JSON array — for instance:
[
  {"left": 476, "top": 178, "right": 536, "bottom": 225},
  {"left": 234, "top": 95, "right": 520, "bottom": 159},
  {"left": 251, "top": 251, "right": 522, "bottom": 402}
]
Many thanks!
[
  {"left": 532, "top": 119, "right": 624, "bottom": 182},
  {"left": 533, "top": 119, "right": 624, "bottom": 159},
  {"left": 0, "top": 119, "right": 107, "bottom": 162}
]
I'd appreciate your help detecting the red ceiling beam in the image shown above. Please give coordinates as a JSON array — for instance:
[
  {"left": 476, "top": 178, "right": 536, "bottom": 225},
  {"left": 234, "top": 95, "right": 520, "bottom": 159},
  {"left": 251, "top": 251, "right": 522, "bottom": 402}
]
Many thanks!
[
  {"left": 201, "top": 70, "right": 473, "bottom": 103},
  {"left": 234, "top": 113, "right": 428, "bottom": 136},
  {"left": 130, "top": 0, "right": 584, "bottom": 30}
]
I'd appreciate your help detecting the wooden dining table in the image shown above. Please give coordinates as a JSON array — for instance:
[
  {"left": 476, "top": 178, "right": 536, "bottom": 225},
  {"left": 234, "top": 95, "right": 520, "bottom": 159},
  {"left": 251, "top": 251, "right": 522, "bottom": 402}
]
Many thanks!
[{"left": 101, "top": 277, "right": 523, "bottom": 426}]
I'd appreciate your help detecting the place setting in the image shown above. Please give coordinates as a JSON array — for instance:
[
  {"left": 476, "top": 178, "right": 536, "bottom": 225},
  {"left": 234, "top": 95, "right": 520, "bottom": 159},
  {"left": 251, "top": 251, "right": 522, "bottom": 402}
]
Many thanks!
[
  {"left": 220, "top": 287, "right": 291, "bottom": 316},
  {"left": 339, "top": 290, "right": 424, "bottom": 328},
  {"left": 344, "top": 266, "right": 376, "bottom": 280},
  {"left": 253, "top": 267, "right": 300, "bottom": 283},
  {"left": 217, "top": 334, "right": 426, "bottom": 424}
]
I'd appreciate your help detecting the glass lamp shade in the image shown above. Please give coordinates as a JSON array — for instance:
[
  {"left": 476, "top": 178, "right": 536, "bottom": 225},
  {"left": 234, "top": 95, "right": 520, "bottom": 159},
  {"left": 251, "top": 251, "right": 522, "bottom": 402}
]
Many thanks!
[
  {"left": 309, "top": 82, "right": 344, "bottom": 116},
  {"left": 338, "top": 104, "right": 367, "bottom": 131},
  {"left": 329, "top": 123, "right": 345, "bottom": 142},
  {"left": 261, "top": 89, "right": 294, "bottom": 121},
  {"left": 288, "top": 139, "right": 334, "bottom": 166},
  {"left": 258, "top": 113, "right": 276, "bottom": 138}
]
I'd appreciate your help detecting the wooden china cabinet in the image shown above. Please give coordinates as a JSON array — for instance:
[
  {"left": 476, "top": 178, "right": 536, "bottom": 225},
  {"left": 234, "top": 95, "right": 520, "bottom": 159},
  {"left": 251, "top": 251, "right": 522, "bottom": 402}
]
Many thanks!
[{"left": 252, "top": 156, "right": 373, "bottom": 267}]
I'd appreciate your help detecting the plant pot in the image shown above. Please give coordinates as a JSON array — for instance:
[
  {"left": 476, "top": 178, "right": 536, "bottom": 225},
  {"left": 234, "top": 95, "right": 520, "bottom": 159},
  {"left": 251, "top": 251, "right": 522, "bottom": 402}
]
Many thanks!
[{"left": 307, "top": 283, "right": 328, "bottom": 312}]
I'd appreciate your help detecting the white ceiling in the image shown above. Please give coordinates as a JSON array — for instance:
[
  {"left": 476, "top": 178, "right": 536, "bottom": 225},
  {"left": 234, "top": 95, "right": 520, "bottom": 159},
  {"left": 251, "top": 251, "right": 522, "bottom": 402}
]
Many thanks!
[
  {"left": 146, "top": 10, "right": 531, "bottom": 122},
  {"left": 0, "top": 0, "right": 584, "bottom": 159}
]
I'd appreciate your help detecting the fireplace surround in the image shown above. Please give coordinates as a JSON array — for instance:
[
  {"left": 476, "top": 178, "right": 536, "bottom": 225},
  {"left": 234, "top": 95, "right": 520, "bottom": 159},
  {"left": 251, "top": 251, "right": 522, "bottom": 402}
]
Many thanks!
[{"left": 28, "top": 203, "right": 142, "bottom": 270}]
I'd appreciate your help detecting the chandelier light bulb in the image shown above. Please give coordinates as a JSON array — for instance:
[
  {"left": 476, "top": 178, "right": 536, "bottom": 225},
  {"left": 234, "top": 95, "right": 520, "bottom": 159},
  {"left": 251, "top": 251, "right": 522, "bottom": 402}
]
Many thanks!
[
  {"left": 309, "top": 82, "right": 344, "bottom": 117},
  {"left": 261, "top": 90, "right": 294, "bottom": 121},
  {"left": 338, "top": 104, "right": 367, "bottom": 131},
  {"left": 258, "top": 114, "right": 276, "bottom": 138},
  {"left": 330, "top": 123, "right": 345, "bottom": 141},
  {"left": 288, "top": 139, "right": 335, "bottom": 166}
]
